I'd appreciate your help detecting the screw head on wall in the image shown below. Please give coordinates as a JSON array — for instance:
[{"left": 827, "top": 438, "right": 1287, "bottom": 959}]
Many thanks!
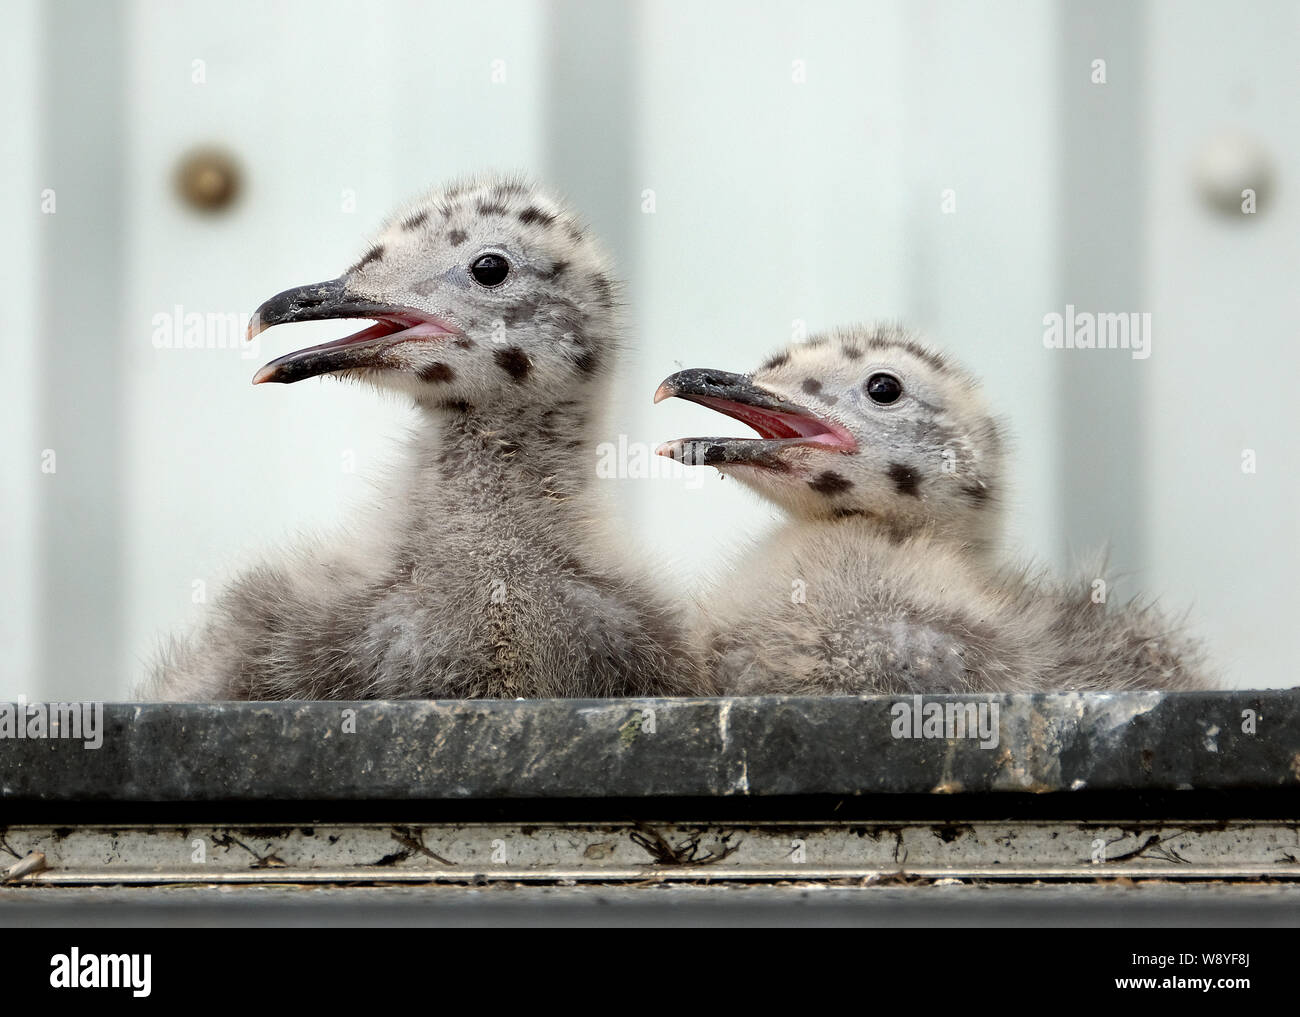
[
  {"left": 174, "top": 147, "right": 243, "bottom": 214},
  {"left": 1192, "top": 129, "right": 1275, "bottom": 219}
]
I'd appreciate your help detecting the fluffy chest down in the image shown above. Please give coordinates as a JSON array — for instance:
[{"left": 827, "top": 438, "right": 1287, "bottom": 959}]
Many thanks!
[
  {"left": 358, "top": 543, "right": 683, "bottom": 698},
  {"left": 702, "top": 524, "right": 997, "bottom": 695}
]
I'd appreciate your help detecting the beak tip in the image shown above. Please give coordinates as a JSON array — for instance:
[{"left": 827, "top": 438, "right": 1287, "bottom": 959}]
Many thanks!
[{"left": 653, "top": 383, "right": 675, "bottom": 404}]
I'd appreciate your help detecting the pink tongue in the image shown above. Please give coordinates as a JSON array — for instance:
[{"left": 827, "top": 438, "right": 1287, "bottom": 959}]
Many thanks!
[
  {"left": 337, "top": 321, "right": 398, "bottom": 345},
  {"left": 332, "top": 319, "right": 453, "bottom": 347},
  {"left": 693, "top": 396, "right": 826, "bottom": 440}
]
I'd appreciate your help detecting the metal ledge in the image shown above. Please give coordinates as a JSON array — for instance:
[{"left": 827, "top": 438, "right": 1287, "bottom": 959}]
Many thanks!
[
  {"left": 2, "top": 692, "right": 1298, "bottom": 887},
  {"left": 1, "top": 692, "right": 1297, "bottom": 804}
]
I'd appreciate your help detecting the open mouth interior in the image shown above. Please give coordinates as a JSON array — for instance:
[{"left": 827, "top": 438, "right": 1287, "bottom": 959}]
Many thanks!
[
  {"left": 686, "top": 395, "right": 854, "bottom": 447},
  {"left": 657, "top": 392, "right": 857, "bottom": 465},
  {"left": 262, "top": 311, "right": 457, "bottom": 355},
  {"left": 252, "top": 311, "right": 459, "bottom": 383}
]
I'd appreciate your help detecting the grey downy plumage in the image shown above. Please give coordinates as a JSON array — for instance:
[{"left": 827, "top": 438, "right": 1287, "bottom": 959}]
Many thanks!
[
  {"left": 656, "top": 324, "right": 1210, "bottom": 695},
  {"left": 149, "top": 175, "right": 701, "bottom": 701}
]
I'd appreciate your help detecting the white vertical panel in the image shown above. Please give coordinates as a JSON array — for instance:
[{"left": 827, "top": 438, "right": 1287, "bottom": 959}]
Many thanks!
[
  {"left": 631, "top": 0, "right": 1060, "bottom": 583},
  {"left": 1051, "top": 1, "right": 1149, "bottom": 601},
  {"left": 0, "top": 0, "right": 40, "bottom": 700},
  {"left": 1144, "top": 0, "right": 1300, "bottom": 688},
  {"left": 630, "top": 0, "right": 912, "bottom": 583},
  {"left": 122, "top": 0, "right": 546, "bottom": 695},
  {"left": 899, "top": 0, "right": 1062, "bottom": 566}
]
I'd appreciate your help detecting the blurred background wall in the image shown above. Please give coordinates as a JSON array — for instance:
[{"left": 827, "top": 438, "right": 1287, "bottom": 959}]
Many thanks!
[{"left": 1, "top": 0, "right": 1295, "bottom": 699}]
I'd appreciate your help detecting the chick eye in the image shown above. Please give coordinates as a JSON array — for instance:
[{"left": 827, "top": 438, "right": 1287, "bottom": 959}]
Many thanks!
[
  {"left": 470, "top": 253, "right": 510, "bottom": 287},
  {"left": 865, "top": 372, "right": 903, "bottom": 404}
]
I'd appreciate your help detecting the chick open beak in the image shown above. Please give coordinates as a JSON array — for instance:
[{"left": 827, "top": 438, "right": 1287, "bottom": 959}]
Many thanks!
[
  {"left": 248, "top": 277, "right": 459, "bottom": 384},
  {"left": 654, "top": 368, "right": 856, "bottom": 466}
]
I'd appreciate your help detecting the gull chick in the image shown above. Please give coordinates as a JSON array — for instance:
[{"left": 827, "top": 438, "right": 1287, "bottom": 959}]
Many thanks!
[
  {"left": 656, "top": 325, "right": 1209, "bottom": 695},
  {"left": 151, "top": 175, "right": 699, "bottom": 700}
]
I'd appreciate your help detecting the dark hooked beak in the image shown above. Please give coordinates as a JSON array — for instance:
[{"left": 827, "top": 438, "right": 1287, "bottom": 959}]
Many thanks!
[
  {"left": 653, "top": 369, "right": 811, "bottom": 416},
  {"left": 654, "top": 367, "right": 856, "bottom": 467},
  {"left": 248, "top": 277, "right": 458, "bottom": 384}
]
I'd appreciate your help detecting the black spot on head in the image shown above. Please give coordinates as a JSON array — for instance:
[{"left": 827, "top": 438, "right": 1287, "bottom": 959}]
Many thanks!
[
  {"left": 884, "top": 523, "right": 910, "bottom": 545},
  {"left": 543, "top": 259, "right": 569, "bottom": 280},
  {"left": 417, "top": 362, "right": 455, "bottom": 384},
  {"left": 887, "top": 462, "right": 921, "bottom": 498},
  {"left": 832, "top": 507, "right": 869, "bottom": 519},
  {"left": 494, "top": 346, "right": 532, "bottom": 381},
  {"left": 762, "top": 352, "right": 790, "bottom": 371},
  {"left": 808, "top": 471, "right": 853, "bottom": 495},
  {"left": 961, "top": 482, "right": 991, "bottom": 506},
  {"left": 476, "top": 201, "right": 509, "bottom": 216},
  {"left": 350, "top": 245, "right": 384, "bottom": 273},
  {"left": 402, "top": 211, "right": 429, "bottom": 230},
  {"left": 801, "top": 378, "right": 822, "bottom": 396},
  {"left": 894, "top": 338, "right": 949, "bottom": 375},
  {"left": 502, "top": 300, "right": 540, "bottom": 327},
  {"left": 453, "top": 335, "right": 475, "bottom": 350},
  {"left": 572, "top": 347, "right": 599, "bottom": 374},
  {"left": 518, "top": 206, "right": 557, "bottom": 227},
  {"left": 843, "top": 345, "right": 864, "bottom": 361},
  {"left": 447, "top": 228, "right": 467, "bottom": 246},
  {"left": 567, "top": 225, "right": 586, "bottom": 242}
]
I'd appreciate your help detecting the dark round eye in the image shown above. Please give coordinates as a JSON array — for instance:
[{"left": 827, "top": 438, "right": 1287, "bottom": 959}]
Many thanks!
[
  {"left": 865, "top": 372, "right": 903, "bottom": 404},
  {"left": 470, "top": 253, "right": 510, "bottom": 287}
]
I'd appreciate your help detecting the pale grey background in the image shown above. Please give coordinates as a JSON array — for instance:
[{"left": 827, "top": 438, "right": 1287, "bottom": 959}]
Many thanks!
[{"left": 1, "top": 0, "right": 1296, "bottom": 699}]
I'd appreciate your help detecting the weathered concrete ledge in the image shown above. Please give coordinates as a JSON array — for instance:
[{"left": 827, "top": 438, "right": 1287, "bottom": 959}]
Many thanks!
[{"left": 0, "top": 691, "right": 1296, "bottom": 802}]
